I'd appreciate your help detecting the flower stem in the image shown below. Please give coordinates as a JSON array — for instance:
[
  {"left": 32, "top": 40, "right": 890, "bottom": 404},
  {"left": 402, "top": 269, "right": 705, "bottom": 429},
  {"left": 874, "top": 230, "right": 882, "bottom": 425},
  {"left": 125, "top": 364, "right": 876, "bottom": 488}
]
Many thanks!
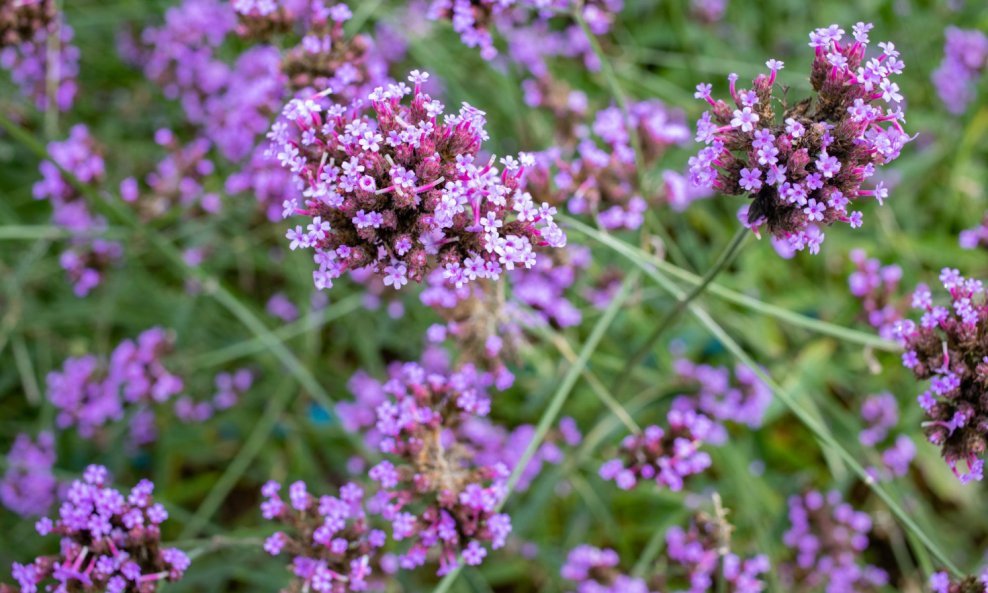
[{"left": 613, "top": 226, "right": 749, "bottom": 398}]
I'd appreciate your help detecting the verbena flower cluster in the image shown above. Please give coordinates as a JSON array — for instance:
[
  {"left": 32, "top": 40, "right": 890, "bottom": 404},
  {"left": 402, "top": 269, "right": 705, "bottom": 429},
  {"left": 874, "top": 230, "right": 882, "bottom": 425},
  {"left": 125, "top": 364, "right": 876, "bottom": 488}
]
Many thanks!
[
  {"left": 895, "top": 269, "right": 988, "bottom": 483},
  {"left": 271, "top": 70, "right": 565, "bottom": 292},
  {"left": 782, "top": 490, "right": 887, "bottom": 591},
  {"left": 848, "top": 249, "right": 904, "bottom": 340},
  {"left": 3, "top": 465, "right": 190, "bottom": 593},
  {"left": 260, "top": 480, "right": 386, "bottom": 593},
  {"left": 669, "top": 356, "right": 771, "bottom": 443},
  {"left": 560, "top": 545, "right": 652, "bottom": 593},
  {"left": 523, "top": 100, "right": 691, "bottom": 230},
  {"left": 46, "top": 327, "right": 183, "bottom": 445},
  {"left": 0, "top": 9, "right": 78, "bottom": 110},
  {"left": 32, "top": 125, "right": 122, "bottom": 296},
  {"left": 363, "top": 360, "right": 512, "bottom": 574},
  {"left": 689, "top": 23, "right": 910, "bottom": 254},
  {"left": 662, "top": 518, "right": 770, "bottom": 593},
  {"left": 932, "top": 27, "right": 987, "bottom": 115},
  {"left": 0, "top": 432, "right": 57, "bottom": 517},
  {"left": 599, "top": 410, "right": 714, "bottom": 491},
  {"left": 858, "top": 392, "right": 915, "bottom": 480}
]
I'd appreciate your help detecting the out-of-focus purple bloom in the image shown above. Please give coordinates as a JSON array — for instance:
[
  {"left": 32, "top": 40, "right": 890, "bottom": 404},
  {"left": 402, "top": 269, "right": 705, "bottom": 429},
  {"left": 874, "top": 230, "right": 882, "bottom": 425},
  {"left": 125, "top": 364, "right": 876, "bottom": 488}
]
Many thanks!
[
  {"left": 560, "top": 545, "right": 654, "bottom": 593},
  {"left": 599, "top": 410, "right": 714, "bottom": 492},
  {"left": 858, "top": 393, "right": 915, "bottom": 480},
  {"left": 932, "top": 27, "right": 987, "bottom": 114},
  {"left": 960, "top": 212, "right": 988, "bottom": 251},
  {"left": 848, "top": 249, "right": 904, "bottom": 340},
  {"left": 0, "top": 432, "right": 57, "bottom": 517},
  {"left": 664, "top": 518, "right": 770, "bottom": 593},
  {"left": 32, "top": 125, "right": 122, "bottom": 296},
  {"left": 266, "top": 292, "right": 299, "bottom": 321},
  {"left": 1, "top": 14, "right": 78, "bottom": 110},
  {"left": 781, "top": 490, "right": 887, "bottom": 591},
  {"left": 174, "top": 368, "right": 254, "bottom": 423},
  {"left": 46, "top": 328, "right": 183, "bottom": 446}
]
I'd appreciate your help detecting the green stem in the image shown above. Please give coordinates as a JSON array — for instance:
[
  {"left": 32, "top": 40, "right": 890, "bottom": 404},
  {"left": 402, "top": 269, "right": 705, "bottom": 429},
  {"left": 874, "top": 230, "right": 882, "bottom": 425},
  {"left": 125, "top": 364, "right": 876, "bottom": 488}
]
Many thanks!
[
  {"left": 586, "top": 219, "right": 961, "bottom": 576},
  {"left": 0, "top": 112, "right": 371, "bottom": 459},
  {"left": 613, "top": 226, "right": 748, "bottom": 398},
  {"left": 431, "top": 270, "right": 641, "bottom": 593},
  {"left": 564, "top": 216, "right": 901, "bottom": 352}
]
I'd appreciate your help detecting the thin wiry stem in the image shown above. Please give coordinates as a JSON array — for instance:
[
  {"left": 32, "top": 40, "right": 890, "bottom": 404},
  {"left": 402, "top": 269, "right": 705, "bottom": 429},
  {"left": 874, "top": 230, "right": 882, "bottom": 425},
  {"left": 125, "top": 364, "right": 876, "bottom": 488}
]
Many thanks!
[
  {"left": 580, "top": 217, "right": 962, "bottom": 577},
  {"left": 613, "top": 226, "right": 749, "bottom": 399},
  {"left": 564, "top": 216, "right": 901, "bottom": 351}
]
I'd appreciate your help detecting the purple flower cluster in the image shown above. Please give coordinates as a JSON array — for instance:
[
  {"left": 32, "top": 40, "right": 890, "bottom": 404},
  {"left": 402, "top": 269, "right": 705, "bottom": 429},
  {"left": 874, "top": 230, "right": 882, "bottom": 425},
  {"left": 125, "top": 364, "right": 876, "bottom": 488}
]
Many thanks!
[
  {"left": 271, "top": 70, "right": 565, "bottom": 291},
  {"left": 894, "top": 269, "right": 988, "bottom": 483},
  {"left": 362, "top": 360, "right": 512, "bottom": 574},
  {"left": 669, "top": 356, "right": 772, "bottom": 443},
  {"left": 523, "top": 100, "right": 690, "bottom": 231},
  {"left": 4, "top": 465, "right": 190, "bottom": 593},
  {"left": 690, "top": 0, "right": 727, "bottom": 24},
  {"left": 782, "top": 490, "right": 888, "bottom": 592},
  {"left": 174, "top": 368, "right": 254, "bottom": 423},
  {"left": 0, "top": 432, "right": 57, "bottom": 517},
  {"left": 260, "top": 480, "right": 386, "bottom": 593},
  {"left": 560, "top": 545, "right": 652, "bottom": 593},
  {"left": 46, "top": 328, "right": 183, "bottom": 445},
  {"left": 0, "top": 0, "right": 52, "bottom": 47},
  {"left": 280, "top": 3, "right": 389, "bottom": 100},
  {"left": 0, "top": 12, "right": 78, "bottom": 110},
  {"left": 32, "top": 125, "right": 122, "bottom": 296},
  {"left": 848, "top": 249, "right": 904, "bottom": 340},
  {"left": 858, "top": 392, "right": 915, "bottom": 480},
  {"left": 930, "top": 571, "right": 988, "bottom": 593},
  {"left": 599, "top": 410, "right": 714, "bottom": 491},
  {"left": 664, "top": 519, "right": 770, "bottom": 593},
  {"left": 932, "top": 27, "right": 987, "bottom": 115},
  {"left": 960, "top": 212, "right": 988, "bottom": 251},
  {"left": 120, "top": 130, "right": 221, "bottom": 219},
  {"left": 689, "top": 23, "right": 910, "bottom": 254}
]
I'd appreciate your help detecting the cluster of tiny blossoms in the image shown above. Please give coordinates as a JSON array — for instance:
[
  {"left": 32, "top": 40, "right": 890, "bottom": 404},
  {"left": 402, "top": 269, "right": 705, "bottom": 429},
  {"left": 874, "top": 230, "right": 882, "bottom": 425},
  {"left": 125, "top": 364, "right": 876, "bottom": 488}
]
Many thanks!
[
  {"left": 32, "top": 125, "right": 122, "bottom": 296},
  {"left": 781, "top": 490, "right": 887, "bottom": 592},
  {"left": 0, "top": 10, "right": 78, "bottom": 110},
  {"left": 360, "top": 361, "right": 512, "bottom": 574},
  {"left": 669, "top": 356, "right": 771, "bottom": 443},
  {"left": 0, "top": 432, "right": 57, "bottom": 517},
  {"left": 894, "top": 269, "right": 988, "bottom": 483},
  {"left": 3, "top": 466, "right": 190, "bottom": 593},
  {"left": 848, "top": 249, "right": 904, "bottom": 340},
  {"left": 46, "top": 328, "right": 184, "bottom": 446},
  {"left": 272, "top": 70, "right": 565, "bottom": 291},
  {"left": 599, "top": 410, "right": 714, "bottom": 491},
  {"left": 260, "top": 480, "right": 386, "bottom": 593},
  {"left": 689, "top": 23, "right": 910, "bottom": 254},
  {"left": 858, "top": 393, "right": 915, "bottom": 480},
  {"left": 523, "top": 100, "right": 691, "bottom": 231},
  {"left": 932, "top": 27, "right": 987, "bottom": 115},
  {"left": 560, "top": 545, "right": 652, "bottom": 593}
]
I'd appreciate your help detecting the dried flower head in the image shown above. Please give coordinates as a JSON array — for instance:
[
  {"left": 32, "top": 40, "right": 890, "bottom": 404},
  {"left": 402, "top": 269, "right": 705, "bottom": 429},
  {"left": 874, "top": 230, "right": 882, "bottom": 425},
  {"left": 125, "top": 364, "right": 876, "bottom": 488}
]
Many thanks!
[
  {"left": 0, "top": 0, "right": 54, "bottom": 47},
  {"left": 930, "top": 571, "right": 988, "bottom": 593},
  {"left": 689, "top": 23, "right": 910, "bottom": 254}
]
